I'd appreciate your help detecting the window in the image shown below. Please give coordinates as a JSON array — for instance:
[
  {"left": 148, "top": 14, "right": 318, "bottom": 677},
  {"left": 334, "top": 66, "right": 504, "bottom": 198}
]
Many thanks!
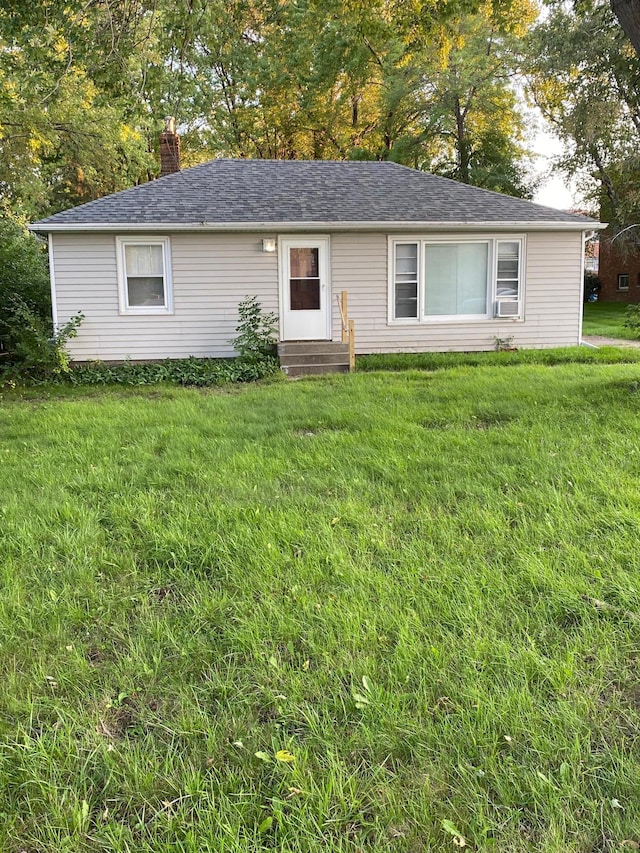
[
  {"left": 117, "top": 237, "right": 173, "bottom": 314},
  {"left": 390, "top": 237, "right": 523, "bottom": 322},
  {"left": 495, "top": 241, "right": 521, "bottom": 318},
  {"left": 393, "top": 243, "right": 419, "bottom": 318},
  {"left": 618, "top": 273, "right": 630, "bottom": 291},
  {"left": 289, "top": 247, "right": 320, "bottom": 310},
  {"left": 425, "top": 242, "right": 488, "bottom": 317}
]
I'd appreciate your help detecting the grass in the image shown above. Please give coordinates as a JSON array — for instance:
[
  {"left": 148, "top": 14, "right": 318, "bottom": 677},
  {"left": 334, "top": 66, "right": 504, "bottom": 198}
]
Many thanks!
[
  {"left": 1, "top": 362, "right": 640, "bottom": 851},
  {"left": 357, "top": 344, "right": 640, "bottom": 372},
  {"left": 582, "top": 301, "right": 640, "bottom": 340}
]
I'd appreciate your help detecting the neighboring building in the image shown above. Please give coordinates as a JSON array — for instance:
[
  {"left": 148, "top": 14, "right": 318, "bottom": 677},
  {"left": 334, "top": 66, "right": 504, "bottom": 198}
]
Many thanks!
[
  {"left": 30, "top": 134, "right": 603, "bottom": 362},
  {"left": 598, "top": 230, "right": 640, "bottom": 302},
  {"left": 585, "top": 234, "right": 599, "bottom": 273}
]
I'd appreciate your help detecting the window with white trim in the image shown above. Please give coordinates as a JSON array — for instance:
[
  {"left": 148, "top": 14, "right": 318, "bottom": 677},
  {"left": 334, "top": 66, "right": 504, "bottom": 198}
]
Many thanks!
[
  {"left": 394, "top": 243, "right": 419, "bottom": 317},
  {"left": 618, "top": 273, "right": 630, "bottom": 291},
  {"left": 495, "top": 241, "right": 521, "bottom": 318},
  {"left": 117, "top": 237, "right": 173, "bottom": 314},
  {"left": 391, "top": 237, "right": 523, "bottom": 322}
]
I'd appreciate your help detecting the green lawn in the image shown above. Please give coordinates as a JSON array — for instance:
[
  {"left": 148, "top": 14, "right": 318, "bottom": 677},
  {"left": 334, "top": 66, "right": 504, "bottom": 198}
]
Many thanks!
[
  {"left": 582, "top": 301, "right": 640, "bottom": 340},
  {"left": 1, "top": 364, "right": 640, "bottom": 852}
]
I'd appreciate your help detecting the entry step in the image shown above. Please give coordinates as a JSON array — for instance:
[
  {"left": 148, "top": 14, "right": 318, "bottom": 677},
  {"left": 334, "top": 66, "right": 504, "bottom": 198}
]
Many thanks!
[{"left": 278, "top": 341, "right": 351, "bottom": 376}]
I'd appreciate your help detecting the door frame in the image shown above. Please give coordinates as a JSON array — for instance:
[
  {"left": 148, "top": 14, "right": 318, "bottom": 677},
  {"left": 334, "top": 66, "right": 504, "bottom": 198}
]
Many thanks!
[{"left": 278, "top": 235, "right": 332, "bottom": 341}]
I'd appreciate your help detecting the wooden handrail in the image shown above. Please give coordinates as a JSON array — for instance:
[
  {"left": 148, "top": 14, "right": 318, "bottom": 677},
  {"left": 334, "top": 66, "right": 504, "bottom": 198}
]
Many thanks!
[{"left": 336, "top": 291, "right": 355, "bottom": 372}]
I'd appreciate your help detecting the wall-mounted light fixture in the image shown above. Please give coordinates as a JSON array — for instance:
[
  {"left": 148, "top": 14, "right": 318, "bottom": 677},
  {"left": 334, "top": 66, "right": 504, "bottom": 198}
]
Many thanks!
[{"left": 262, "top": 238, "right": 277, "bottom": 253}]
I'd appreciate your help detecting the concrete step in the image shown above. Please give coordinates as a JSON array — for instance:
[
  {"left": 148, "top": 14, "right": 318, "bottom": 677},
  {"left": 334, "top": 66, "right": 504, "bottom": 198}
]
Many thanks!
[
  {"left": 278, "top": 341, "right": 349, "bottom": 357},
  {"left": 279, "top": 352, "right": 350, "bottom": 367},
  {"left": 282, "top": 363, "right": 350, "bottom": 378}
]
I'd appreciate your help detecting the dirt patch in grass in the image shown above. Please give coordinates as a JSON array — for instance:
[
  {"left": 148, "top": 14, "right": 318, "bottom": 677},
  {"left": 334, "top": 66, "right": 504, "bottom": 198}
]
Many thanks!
[{"left": 421, "top": 412, "right": 515, "bottom": 430}]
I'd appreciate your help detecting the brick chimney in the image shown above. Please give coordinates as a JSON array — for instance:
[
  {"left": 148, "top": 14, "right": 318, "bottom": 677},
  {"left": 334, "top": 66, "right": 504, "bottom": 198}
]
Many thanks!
[{"left": 159, "top": 116, "right": 180, "bottom": 176}]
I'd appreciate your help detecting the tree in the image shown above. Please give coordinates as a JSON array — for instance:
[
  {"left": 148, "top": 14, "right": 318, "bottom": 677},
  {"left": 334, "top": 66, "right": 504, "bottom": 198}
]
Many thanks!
[
  {"left": 0, "top": 210, "right": 50, "bottom": 349},
  {"left": 526, "top": 0, "right": 640, "bottom": 220},
  {"left": 0, "top": 1, "right": 157, "bottom": 219},
  {"left": 0, "top": 0, "right": 538, "bottom": 218},
  {"left": 610, "top": 0, "right": 640, "bottom": 60},
  {"left": 427, "top": 0, "right": 536, "bottom": 195}
]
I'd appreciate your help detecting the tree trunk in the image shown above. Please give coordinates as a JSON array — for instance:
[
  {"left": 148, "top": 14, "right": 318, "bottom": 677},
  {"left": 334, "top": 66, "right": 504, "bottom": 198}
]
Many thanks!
[
  {"left": 454, "top": 96, "right": 470, "bottom": 184},
  {"left": 611, "top": 0, "right": 640, "bottom": 60}
]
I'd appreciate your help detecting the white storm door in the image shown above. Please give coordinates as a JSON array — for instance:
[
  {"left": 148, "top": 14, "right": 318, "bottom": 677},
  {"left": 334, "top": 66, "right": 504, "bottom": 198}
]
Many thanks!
[{"left": 280, "top": 237, "right": 331, "bottom": 340}]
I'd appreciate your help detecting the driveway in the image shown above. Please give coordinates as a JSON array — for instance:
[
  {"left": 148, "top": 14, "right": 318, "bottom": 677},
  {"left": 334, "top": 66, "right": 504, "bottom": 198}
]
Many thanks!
[{"left": 582, "top": 335, "right": 640, "bottom": 348}]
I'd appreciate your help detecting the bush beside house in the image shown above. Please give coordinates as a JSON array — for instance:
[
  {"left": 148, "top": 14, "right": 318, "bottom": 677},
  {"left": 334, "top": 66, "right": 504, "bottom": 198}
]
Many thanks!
[{"left": 0, "top": 212, "right": 52, "bottom": 358}]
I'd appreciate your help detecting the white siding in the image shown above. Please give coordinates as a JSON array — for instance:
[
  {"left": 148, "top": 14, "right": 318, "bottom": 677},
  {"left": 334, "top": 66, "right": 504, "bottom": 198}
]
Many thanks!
[
  {"left": 330, "top": 231, "right": 584, "bottom": 353},
  {"left": 53, "top": 229, "right": 584, "bottom": 361},
  {"left": 53, "top": 233, "right": 279, "bottom": 360}
]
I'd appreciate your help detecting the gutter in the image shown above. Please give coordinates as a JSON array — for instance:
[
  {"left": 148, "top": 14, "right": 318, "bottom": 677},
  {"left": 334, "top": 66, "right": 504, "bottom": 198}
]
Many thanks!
[{"left": 29, "top": 219, "right": 607, "bottom": 234}]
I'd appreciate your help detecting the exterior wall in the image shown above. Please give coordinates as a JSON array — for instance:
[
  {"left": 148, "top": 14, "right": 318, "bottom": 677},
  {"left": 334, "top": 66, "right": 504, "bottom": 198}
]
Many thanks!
[
  {"left": 53, "top": 228, "right": 585, "bottom": 360},
  {"left": 53, "top": 233, "right": 279, "bottom": 360},
  {"left": 331, "top": 230, "right": 584, "bottom": 353},
  {"left": 598, "top": 234, "right": 640, "bottom": 303}
]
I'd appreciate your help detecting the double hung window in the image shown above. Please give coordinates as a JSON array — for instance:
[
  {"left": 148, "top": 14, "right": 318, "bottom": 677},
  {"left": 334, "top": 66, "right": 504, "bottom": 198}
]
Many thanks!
[{"left": 117, "top": 237, "right": 173, "bottom": 314}]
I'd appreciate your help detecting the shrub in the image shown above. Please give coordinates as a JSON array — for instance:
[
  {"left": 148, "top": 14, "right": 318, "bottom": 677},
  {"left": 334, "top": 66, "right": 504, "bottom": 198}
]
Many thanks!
[
  {"left": 0, "top": 211, "right": 51, "bottom": 355},
  {"left": 624, "top": 304, "right": 640, "bottom": 336},
  {"left": 2, "top": 296, "right": 83, "bottom": 378},
  {"left": 66, "top": 356, "right": 280, "bottom": 387},
  {"left": 583, "top": 273, "right": 601, "bottom": 302},
  {"left": 231, "top": 296, "right": 278, "bottom": 361}
]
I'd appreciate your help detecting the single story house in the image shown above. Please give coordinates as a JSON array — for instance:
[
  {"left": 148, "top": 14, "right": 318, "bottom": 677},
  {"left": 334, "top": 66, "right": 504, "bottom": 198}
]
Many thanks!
[{"left": 31, "top": 154, "right": 604, "bottom": 364}]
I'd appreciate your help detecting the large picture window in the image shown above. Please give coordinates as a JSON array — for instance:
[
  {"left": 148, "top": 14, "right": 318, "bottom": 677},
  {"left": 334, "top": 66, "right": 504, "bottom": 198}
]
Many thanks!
[
  {"left": 117, "top": 237, "right": 173, "bottom": 314},
  {"left": 424, "top": 242, "right": 489, "bottom": 317},
  {"left": 391, "top": 237, "right": 523, "bottom": 322}
]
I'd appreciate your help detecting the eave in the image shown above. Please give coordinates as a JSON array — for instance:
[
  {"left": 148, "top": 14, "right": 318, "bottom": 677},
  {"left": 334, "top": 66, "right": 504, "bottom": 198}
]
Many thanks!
[{"left": 29, "top": 219, "right": 606, "bottom": 234}]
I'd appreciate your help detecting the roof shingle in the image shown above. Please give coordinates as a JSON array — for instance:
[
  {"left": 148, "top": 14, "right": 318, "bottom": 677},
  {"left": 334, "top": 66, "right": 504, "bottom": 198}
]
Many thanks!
[{"left": 31, "top": 159, "right": 597, "bottom": 228}]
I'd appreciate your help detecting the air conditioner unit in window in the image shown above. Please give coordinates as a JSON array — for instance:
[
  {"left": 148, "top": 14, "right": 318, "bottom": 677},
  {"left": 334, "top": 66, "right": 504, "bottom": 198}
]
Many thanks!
[{"left": 495, "top": 299, "right": 520, "bottom": 319}]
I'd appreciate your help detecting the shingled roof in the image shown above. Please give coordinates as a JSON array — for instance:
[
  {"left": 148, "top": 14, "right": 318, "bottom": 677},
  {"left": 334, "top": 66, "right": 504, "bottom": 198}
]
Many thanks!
[{"left": 31, "top": 159, "right": 598, "bottom": 231}]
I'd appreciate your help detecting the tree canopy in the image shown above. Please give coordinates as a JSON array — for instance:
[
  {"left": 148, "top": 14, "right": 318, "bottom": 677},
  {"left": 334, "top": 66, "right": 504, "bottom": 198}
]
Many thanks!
[
  {"left": 0, "top": 0, "right": 538, "bottom": 219},
  {"left": 526, "top": 0, "right": 640, "bottom": 222}
]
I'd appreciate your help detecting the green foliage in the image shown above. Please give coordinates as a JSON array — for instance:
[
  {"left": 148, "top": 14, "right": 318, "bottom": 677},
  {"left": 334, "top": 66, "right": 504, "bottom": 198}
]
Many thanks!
[
  {"left": 583, "top": 301, "right": 640, "bottom": 340},
  {"left": 0, "top": 212, "right": 51, "bottom": 348},
  {"left": 64, "top": 356, "right": 280, "bottom": 387},
  {"left": 584, "top": 273, "right": 602, "bottom": 301},
  {"left": 0, "top": 212, "right": 79, "bottom": 379},
  {"left": 0, "top": 0, "right": 538, "bottom": 219},
  {"left": 428, "top": 3, "right": 535, "bottom": 195},
  {"left": 2, "top": 365, "right": 640, "bottom": 848},
  {"left": 493, "top": 335, "right": 515, "bottom": 351},
  {"left": 2, "top": 297, "right": 83, "bottom": 378},
  {"left": 231, "top": 296, "right": 278, "bottom": 362},
  {"left": 526, "top": 0, "right": 640, "bottom": 219},
  {"left": 624, "top": 303, "right": 640, "bottom": 334},
  {"left": 0, "top": 1, "right": 157, "bottom": 219}
]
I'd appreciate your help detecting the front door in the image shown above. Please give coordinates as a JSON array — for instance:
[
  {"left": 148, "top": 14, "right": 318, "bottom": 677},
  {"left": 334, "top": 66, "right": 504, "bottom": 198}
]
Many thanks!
[{"left": 280, "top": 237, "right": 331, "bottom": 340}]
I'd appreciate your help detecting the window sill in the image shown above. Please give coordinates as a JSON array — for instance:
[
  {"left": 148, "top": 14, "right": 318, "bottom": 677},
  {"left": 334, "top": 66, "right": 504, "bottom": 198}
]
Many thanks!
[
  {"left": 388, "top": 316, "right": 523, "bottom": 326},
  {"left": 119, "top": 308, "right": 174, "bottom": 316}
]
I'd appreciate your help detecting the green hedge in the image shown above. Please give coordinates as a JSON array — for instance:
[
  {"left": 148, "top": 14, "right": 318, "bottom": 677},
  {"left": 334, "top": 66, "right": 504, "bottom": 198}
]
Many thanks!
[{"left": 1, "top": 356, "right": 280, "bottom": 388}]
